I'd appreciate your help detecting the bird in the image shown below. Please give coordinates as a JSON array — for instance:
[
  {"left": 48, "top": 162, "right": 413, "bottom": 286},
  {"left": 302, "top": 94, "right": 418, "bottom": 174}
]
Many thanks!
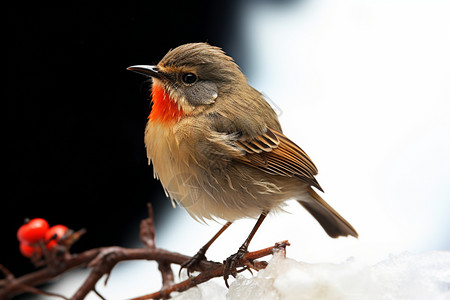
[{"left": 127, "top": 42, "right": 358, "bottom": 286}]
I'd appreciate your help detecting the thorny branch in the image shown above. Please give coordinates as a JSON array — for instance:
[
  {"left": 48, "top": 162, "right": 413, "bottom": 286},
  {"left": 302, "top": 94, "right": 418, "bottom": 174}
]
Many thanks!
[{"left": 0, "top": 204, "right": 290, "bottom": 300}]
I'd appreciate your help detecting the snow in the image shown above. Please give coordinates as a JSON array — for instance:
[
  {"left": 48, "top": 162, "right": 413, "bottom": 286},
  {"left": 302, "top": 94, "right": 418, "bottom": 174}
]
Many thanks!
[
  {"left": 22, "top": 250, "right": 450, "bottom": 299},
  {"left": 174, "top": 251, "right": 450, "bottom": 300}
]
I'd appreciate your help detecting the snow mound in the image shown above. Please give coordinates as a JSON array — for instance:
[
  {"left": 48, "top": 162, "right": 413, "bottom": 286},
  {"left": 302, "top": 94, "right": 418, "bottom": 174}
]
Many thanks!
[{"left": 176, "top": 251, "right": 450, "bottom": 300}]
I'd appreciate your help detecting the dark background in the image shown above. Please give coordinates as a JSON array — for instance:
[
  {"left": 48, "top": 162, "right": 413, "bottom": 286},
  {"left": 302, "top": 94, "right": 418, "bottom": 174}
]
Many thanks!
[{"left": 6, "top": 0, "right": 241, "bottom": 282}]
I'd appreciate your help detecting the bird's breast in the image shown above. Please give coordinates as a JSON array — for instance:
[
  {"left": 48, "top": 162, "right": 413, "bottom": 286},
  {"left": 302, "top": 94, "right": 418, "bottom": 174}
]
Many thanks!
[
  {"left": 149, "top": 85, "right": 184, "bottom": 124},
  {"left": 145, "top": 121, "right": 203, "bottom": 210},
  {"left": 145, "top": 121, "right": 184, "bottom": 189}
]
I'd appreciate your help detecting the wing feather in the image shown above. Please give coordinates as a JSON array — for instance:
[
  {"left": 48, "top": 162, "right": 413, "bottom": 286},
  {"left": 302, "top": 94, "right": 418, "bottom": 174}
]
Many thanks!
[{"left": 235, "top": 128, "right": 323, "bottom": 191}]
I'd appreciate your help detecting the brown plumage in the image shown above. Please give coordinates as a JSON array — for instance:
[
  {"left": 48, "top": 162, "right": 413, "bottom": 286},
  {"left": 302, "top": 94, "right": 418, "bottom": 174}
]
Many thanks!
[{"left": 128, "top": 42, "right": 358, "bottom": 282}]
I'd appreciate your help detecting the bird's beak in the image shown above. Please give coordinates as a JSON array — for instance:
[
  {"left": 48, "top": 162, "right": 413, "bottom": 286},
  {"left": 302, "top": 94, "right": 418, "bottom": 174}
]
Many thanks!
[{"left": 126, "top": 65, "right": 164, "bottom": 79}]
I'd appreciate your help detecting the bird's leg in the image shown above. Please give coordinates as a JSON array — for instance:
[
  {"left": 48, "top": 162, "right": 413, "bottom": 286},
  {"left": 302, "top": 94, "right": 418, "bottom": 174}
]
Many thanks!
[
  {"left": 180, "top": 221, "right": 232, "bottom": 277},
  {"left": 223, "top": 212, "right": 267, "bottom": 287}
]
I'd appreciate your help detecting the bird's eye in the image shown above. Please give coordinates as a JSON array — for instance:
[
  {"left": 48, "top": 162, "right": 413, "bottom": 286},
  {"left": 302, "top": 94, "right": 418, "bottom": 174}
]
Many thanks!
[{"left": 182, "top": 73, "right": 197, "bottom": 84}]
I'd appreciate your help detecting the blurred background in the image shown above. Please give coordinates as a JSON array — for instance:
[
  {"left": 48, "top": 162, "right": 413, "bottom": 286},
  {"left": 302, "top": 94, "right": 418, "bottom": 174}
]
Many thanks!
[{"left": 7, "top": 0, "right": 450, "bottom": 298}]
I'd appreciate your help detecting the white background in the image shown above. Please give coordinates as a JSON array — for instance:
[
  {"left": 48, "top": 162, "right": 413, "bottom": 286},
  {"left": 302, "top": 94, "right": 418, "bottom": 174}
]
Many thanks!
[{"left": 226, "top": 0, "right": 450, "bottom": 263}]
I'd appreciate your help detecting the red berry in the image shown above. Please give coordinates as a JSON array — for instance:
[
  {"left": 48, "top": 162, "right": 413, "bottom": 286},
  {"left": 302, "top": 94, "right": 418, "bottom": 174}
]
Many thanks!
[
  {"left": 19, "top": 243, "right": 42, "bottom": 258},
  {"left": 46, "top": 240, "right": 58, "bottom": 249},
  {"left": 45, "top": 225, "right": 69, "bottom": 249},
  {"left": 17, "top": 218, "right": 49, "bottom": 244}
]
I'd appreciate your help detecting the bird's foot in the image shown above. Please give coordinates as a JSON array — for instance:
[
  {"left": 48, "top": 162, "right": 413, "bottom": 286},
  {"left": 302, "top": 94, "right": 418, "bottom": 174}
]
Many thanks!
[
  {"left": 223, "top": 246, "right": 252, "bottom": 288},
  {"left": 179, "top": 250, "right": 207, "bottom": 277}
]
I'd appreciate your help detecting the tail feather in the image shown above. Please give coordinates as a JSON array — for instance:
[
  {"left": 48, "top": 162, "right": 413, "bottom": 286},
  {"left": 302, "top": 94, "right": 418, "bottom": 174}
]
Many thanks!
[{"left": 298, "top": 187, "right": 358, "bottom": 238}]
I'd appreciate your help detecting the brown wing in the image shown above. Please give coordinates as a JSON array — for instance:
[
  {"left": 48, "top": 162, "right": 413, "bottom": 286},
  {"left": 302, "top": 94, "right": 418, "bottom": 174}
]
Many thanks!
[{"left": 235, "top": 128, "right": 323, "bottom": 192}]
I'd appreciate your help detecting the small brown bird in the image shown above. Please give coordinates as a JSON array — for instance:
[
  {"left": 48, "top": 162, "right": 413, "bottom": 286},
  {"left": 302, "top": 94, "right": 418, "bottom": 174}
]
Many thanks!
[{"left": 128, "top": 43, "right": 358, "bottom": 285}]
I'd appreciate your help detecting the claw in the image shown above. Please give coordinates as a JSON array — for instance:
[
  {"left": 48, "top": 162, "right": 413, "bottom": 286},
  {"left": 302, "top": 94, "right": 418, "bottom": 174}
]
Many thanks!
[
  {"left": 179, "top": 252, "right": 206, "bottom": 278},
  {"left": 222, "top": 213, "right": 268, "bottom": 287},
  {"left": 243, "top": 261, "right": 254, "bottom": 275},
  {"left": 223, "top": 248, "right": 248, "bottom": 288}
]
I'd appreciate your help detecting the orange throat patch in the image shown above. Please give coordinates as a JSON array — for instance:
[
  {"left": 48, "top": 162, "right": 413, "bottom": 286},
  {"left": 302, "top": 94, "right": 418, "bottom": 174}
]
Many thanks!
[{"left": 149, "top": 85, "right": 184, "bottom": 123}]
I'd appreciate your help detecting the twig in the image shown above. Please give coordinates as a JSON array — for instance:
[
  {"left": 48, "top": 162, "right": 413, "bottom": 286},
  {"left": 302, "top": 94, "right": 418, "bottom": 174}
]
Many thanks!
[
  {"left": 0, "top": 248, "right": 102, "bottom": 299},
  {"left": 131, "top": 241, "right": 290, "bottom": 300},
  {"left": 0, "top": 204, "right": 290, "bottom": 300},
  {"left": 140, "top": 203, "right": 156, "bottom": 248},
  {"left": 158, "top": 261, "right": 174, "bottom": 289},
  {"left": 15, "top": 284, "right": 69, "bottom": 300},
  {"left": 140, "top": 203, "right": 175, "bottom": 290}
]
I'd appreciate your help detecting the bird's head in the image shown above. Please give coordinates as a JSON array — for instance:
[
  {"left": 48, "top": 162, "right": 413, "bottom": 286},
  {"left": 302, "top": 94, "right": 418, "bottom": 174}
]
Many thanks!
[{"left": 127, "top": 43, "right": 246, "bottom": 124}]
